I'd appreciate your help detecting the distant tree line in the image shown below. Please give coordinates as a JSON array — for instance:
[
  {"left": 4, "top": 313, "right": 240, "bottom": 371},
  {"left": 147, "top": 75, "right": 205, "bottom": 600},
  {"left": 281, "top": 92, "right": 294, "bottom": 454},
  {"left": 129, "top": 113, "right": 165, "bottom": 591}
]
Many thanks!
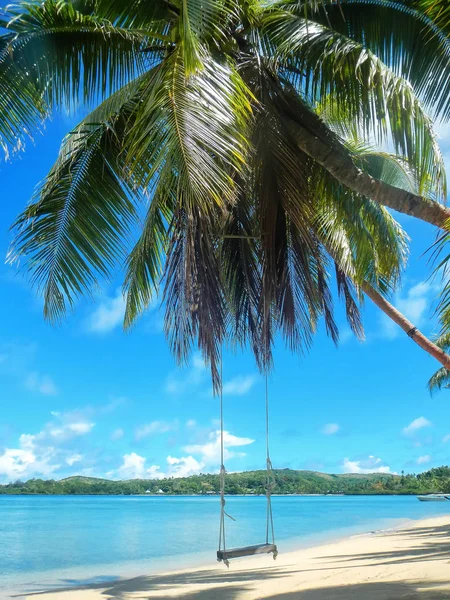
[{"left": 1, "top": 467, "right": 450, "bottom": 496}]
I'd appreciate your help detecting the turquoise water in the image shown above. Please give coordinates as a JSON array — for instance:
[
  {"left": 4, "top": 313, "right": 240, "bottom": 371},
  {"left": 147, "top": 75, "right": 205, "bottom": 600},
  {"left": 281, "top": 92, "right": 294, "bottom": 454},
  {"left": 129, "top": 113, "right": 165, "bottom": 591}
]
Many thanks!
[{"left": 1, "top": 494, "right": 449, "bottom": 594}]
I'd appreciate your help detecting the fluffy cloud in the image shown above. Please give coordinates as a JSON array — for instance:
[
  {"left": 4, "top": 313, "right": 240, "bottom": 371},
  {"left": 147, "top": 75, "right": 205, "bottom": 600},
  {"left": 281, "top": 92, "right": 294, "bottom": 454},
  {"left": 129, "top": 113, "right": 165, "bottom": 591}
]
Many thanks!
[
  {"left": 0, "top": 410, "right": 96, "bottom": 483},
  {"left": 403, "top": 417, "right": 432, "bottom": 436},
  {"left": 135, "top": 420, "right": 177, "bottom": 441},
  {"left": 0, "top": 447, "right": 59, "bottom": 481},
  {"left": 117, "top": 452, "right": 147, "bottom": 479},
  {"left": 87, "top": 290, "right": 125, "bottom": 333},
  {"left": 165, "top": 455, "right": 204, "bottom": 478},
  {"left": 417, "top": 455, "right": 431, "bottom": 465},
  {"left": 342, "top": 455, "right": 392, "bottom": 474},
  {"left": 321, "top": 423, "right": 340, "bottom": 436},
  {"left": 112, "top": 427, "right": 254, "bottom": 480},
  {"left": 222, "top": 375, "right": 256, "bottom": 396},
  {"left": 184, "top": 430, "right": 254, "bottom": 465},
  {"left": 116, "top": 453, "right": 204, "bottom": 480}
]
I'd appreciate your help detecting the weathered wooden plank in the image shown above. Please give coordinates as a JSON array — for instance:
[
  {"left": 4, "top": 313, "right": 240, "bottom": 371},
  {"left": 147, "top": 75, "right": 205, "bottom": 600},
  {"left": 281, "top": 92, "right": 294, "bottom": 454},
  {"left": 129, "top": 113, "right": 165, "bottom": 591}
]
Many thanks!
[{"left": 217, "top": 543, "right": 277, "bottom": 561}]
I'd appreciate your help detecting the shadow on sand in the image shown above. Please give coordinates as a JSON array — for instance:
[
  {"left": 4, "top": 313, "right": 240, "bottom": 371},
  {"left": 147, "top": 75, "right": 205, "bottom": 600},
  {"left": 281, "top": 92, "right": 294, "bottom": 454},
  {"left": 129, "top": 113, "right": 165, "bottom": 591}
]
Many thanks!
[{"left": 17, "top": 521, "right": 450, "bottom": 599}]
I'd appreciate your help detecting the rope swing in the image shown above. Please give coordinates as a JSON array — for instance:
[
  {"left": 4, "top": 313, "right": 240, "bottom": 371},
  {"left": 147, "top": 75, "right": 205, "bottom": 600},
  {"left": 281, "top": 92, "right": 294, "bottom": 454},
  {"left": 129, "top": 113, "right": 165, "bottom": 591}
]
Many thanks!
[{"left": 217, "top": 345, "right": 278, "bottom": 566}]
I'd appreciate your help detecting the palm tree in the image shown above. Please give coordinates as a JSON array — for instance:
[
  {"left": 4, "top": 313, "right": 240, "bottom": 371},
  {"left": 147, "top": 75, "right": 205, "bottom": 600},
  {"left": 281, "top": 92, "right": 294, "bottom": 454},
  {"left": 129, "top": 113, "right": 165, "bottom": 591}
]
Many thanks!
[{"left": 3, "top": 0, "right": 450, "bottom": 386}]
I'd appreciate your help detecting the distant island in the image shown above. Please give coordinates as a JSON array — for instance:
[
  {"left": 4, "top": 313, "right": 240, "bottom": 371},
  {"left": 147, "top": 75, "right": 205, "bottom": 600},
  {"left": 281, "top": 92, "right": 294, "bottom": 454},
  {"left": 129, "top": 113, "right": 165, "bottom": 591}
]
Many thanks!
[{"left": 1, "top": 467, "right": 450, "bottom": 496}]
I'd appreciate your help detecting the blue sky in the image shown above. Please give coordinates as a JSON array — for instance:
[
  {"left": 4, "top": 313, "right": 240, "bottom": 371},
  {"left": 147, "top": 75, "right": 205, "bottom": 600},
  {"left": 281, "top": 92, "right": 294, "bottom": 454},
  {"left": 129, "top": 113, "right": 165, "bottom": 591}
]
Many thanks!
[{"left": 1, "top": 113, "right": 450, "bottom": 484}]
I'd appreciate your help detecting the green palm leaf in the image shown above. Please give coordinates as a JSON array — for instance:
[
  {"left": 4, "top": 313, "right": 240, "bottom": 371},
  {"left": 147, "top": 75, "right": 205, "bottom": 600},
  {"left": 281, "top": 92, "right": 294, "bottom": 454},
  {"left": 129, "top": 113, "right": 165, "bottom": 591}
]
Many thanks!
[
  {"left": 263, "top": 7, "right": 447, "bottom": 199},
  {"left": 2, "top": 0, "right": 165, "bottom": 119},
  {"left": 7, "top": 75, "right": 148, "bottom": 320},
  {"left": 428, "top": 367, "right": 450, "bottom": 394},
  {"left": 293, "top": 0, "right": 450, "bottom": 120}
]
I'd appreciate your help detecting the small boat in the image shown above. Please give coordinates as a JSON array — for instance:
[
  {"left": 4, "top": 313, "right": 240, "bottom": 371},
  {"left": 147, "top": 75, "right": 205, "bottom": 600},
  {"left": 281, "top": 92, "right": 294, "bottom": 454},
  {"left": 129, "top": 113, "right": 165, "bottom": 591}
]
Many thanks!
[{"left": 417, "top": 494, "right": 448, "bottom": 502}]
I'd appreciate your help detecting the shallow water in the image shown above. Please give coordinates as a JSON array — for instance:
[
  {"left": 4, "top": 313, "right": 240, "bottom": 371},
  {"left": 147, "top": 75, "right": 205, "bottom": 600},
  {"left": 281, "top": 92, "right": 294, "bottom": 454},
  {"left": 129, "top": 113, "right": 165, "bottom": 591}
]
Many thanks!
[{"left": 1, "top": 494, "right": 449, "bottom": 594}]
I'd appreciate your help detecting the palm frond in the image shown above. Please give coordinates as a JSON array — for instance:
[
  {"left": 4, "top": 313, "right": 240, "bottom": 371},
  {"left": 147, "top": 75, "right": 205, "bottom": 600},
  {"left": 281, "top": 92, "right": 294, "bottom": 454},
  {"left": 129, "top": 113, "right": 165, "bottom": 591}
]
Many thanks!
[
  {"left": 2, "top": 0, "right": 164, "bottom": 111},
  {"left": 92, "top": 0, "right": 176, "bottom": 27},
  {"left": 335, "top": 265, "right": 364, "bottom": 340},
  {"left": 263, "top": 9, "right": 447, "bottom": 199},
  {"left": 123, "top": 48, "right": 251, "bottom": 386},
  {"left": 230, "top": 63, "right": 342, "bottom": 361},
  {"left": 178, "top": 0, "right": 240, "bottom": 72},
  {"left": 0, "top": 33, "right": 45, "bottom": 157},
  {"left": 126, "top": 48, "right": 251, "bottom": 208},
  {"left": 428, "top": 366, "right": 450, "bottom": 394},
  {"left": 7, "top": 73, "right": 151, "bottom": 321},
  {"left": 123, "top": 185, "right": 173, "bottom": 329},
  {"left": 163, "top": 206, "right": 226, "bottom": 391},
  {"left": 415, "top": 0, "right": 450, "bottom": 37},
  {"left": 221, "top": 180, "right": 263, "bottom": 363},
  {"left": 289, "top": 0, "right": 450, "bottom": 121}
]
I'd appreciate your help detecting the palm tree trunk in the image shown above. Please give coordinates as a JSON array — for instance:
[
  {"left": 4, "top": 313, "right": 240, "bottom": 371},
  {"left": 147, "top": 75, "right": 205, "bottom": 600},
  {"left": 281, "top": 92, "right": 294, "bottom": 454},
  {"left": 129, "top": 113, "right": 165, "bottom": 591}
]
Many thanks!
[
  {"left": 287, "top": 117, "right": 450, "bottom": 230},
  {"left": 362, "top": 283, "right": 450, "bottom": 369}
]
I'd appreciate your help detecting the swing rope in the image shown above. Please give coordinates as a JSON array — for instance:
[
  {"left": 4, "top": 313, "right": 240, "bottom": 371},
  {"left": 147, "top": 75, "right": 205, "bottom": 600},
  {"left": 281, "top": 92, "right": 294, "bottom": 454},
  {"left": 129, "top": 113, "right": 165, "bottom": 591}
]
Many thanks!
[
  {"left": 218, "top": 347, "right": 234, "bottom": 567},
  {"left": 217, "top": 342, "right": 277, "bottom": 565},
  {"left": 265, "top": 368, "right": 276, "bottom": 548}
]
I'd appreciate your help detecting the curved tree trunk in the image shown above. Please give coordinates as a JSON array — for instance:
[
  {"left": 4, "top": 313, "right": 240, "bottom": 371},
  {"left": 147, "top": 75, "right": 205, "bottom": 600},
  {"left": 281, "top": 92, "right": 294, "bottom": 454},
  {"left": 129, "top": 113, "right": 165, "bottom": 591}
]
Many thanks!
[
  {"left": 287, "top": 115, "right": 450, "bottom": 230},
  {"left": 362, "top": 282, "right": 450, "bottom": 369}
]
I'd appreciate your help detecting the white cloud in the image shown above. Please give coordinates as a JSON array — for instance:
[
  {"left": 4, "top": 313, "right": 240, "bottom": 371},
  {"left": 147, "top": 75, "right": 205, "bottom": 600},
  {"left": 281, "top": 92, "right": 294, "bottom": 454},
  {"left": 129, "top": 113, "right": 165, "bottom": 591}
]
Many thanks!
[
  {"left": 321, "top": 423, "right": 340, "bottom": 436},
  {"left": 379, "top": 282, "right": 437, "bottom": 340},
  {"left": 0, "top": 447, "right": 59, "bottom": 481},
  {"left": 443, "top": 434, "right": 450, "bottom": 444},
  {"left": 116, "top": 453, "right": 205, "bottom": 480},
  {"left": 135, "top": 420, "right": 177, "bottom": 440},
  {"left": 0, "top": 410, "right": 96, "bottom": 483},
  {"left": 111, "top": 428, "right": 124, "bottom": 441},
  {"left": 186, "top": 419, "right": 197, "bottom": 428},
  {"left": 165, "top": 353, "right": 207, "bottom": 394},
  {"left": 222, "top": 375, "right": 256, "bottom": 396},
  {"left": 403, "top": 417, "right": 432, "bottom": 436},
  {"left": 184, "top": 430, "right": 254, "bottom": 465},
  {"left": 342, "top": 455, "right": 392, "bottom": 474},
  {"left": 118, "top": 452, "right": 147, "bottom": 479},
  {"left": 25, "top": 372, "right": 58, "bottom": 396},
  {"left": 111, "top": 429, "right": 255, "bottom": 481},
  {"left": 417, "top": 455, "right": 431, "bottom": 465},
  {"left": 66, "top": 454, "right": 83, "bottom": 466},
  {"left": 165, "top": 455, "right": 205, "bottom": 478},
  {"left": 87, "top": 290, "right": 125, "bottom": 333}
]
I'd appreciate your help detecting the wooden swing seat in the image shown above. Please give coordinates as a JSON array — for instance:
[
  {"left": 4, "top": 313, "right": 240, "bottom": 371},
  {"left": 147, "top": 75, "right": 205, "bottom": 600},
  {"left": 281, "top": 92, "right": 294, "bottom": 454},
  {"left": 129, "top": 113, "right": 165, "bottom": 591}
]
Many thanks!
[{"left": 217, "top": 543, "right": 278, "bottom": 562}]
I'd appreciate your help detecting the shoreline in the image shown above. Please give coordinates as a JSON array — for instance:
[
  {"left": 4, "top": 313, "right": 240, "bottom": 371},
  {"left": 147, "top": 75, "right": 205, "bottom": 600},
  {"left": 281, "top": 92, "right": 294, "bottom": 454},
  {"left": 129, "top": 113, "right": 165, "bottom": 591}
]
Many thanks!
[
  {"left": 10, "top": 514, "right": 450, "bottom": 599},
  {"left": 0, "top": 492, "right": 434, "bottom": 496}
]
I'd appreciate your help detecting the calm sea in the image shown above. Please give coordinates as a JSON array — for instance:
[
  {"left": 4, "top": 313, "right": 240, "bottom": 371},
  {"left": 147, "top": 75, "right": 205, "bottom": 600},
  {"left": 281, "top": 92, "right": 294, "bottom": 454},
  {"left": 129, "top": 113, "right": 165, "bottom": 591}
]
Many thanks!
[{"left": 1, "top": 494, "right": 449, "bottom": 595}]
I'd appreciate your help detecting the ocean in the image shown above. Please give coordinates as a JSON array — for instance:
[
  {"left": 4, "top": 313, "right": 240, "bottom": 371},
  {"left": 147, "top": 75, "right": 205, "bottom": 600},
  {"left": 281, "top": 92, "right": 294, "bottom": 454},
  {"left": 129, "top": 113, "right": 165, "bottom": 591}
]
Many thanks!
[{"left": 1, "top": 494, "right": 449, "bottom": 595}]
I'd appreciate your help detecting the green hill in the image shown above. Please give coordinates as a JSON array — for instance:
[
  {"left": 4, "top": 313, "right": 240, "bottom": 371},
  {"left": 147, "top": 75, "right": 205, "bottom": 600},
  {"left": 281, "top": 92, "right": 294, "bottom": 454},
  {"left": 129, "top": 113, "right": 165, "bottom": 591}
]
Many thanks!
[{"left": 1, "top": 467, "right": 449, "bottom": 496}]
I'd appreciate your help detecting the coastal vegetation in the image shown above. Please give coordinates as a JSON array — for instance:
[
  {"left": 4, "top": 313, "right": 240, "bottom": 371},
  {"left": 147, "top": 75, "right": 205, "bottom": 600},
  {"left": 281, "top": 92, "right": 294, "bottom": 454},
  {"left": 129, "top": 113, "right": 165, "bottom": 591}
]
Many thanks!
[
  {"left": 3, "top": 0, "right": 450, "bottom": 388},
  {"left": 2, "top": 467, "right": 450, "bottom": 496}
]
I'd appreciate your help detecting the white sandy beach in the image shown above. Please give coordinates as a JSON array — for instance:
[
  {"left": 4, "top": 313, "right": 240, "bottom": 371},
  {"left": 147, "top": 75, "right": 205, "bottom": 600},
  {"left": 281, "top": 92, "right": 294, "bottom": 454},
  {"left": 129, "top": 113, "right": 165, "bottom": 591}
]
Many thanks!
[{"left": 17, "top": 514, "right": 450, "bottom": 599}]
